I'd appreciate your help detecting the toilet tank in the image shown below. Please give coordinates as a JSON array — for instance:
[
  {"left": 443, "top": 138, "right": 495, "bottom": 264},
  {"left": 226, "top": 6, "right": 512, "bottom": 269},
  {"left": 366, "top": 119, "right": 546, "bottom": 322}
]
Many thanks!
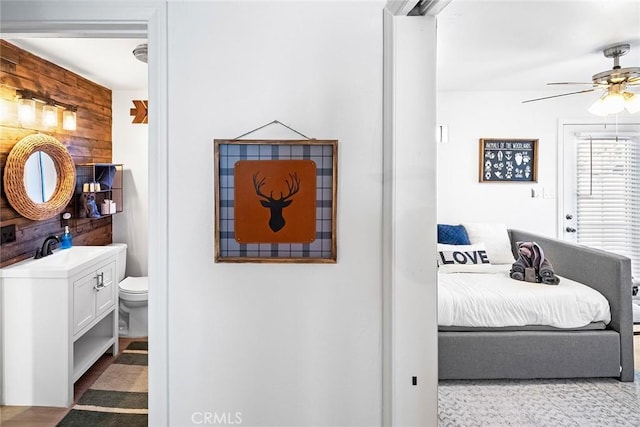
[{"left": 108, "top": 243, "right": 128, "bottom": 282}]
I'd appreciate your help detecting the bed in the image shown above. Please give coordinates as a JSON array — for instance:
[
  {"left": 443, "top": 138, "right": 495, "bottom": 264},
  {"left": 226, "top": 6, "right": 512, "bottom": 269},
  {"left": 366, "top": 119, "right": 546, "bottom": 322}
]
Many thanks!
[{"left": 438, "top": 227, "right": 634, "bottom": 382}]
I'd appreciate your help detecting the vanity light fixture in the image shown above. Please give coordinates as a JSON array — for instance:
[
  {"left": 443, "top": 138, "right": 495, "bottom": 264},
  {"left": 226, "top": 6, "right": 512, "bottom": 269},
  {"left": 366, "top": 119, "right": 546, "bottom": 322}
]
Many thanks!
[
  {"left": 0, "top": 98, "right": 10, "bottom": 122},
  {"left": 18, "top": 95, "right": 36, "bottom": 124},
  {"left": 16, "top": 89, "right": 78, "bottom": 130},
  {"left": 62, "top": 108, "right": 77, "bottom": 131},
  {"left": 42, "top": 103, "right": 58, "bottom": 127}
]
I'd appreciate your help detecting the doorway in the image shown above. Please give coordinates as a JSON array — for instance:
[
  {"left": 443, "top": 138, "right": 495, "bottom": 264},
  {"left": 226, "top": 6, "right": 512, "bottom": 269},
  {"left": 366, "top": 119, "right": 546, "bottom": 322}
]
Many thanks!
[
  {"left": 0, "top": 2, "right": 169, "bottom": 425},
  {"left": 559, "top": 119, "right": 640, "bottom": 285}
]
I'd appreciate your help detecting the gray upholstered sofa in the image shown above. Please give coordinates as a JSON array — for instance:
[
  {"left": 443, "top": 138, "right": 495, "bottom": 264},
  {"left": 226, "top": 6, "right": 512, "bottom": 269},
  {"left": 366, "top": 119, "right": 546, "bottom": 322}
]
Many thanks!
[{"left": 439, "top": 229, "right": 635, "bottom": 382}]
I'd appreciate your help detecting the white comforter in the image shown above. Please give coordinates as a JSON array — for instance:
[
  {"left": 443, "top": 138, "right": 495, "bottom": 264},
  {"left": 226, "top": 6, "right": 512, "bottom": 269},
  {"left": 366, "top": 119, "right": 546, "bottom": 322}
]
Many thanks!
[{"left": 438, "top": 265, "right": 611, "bottom": 328}]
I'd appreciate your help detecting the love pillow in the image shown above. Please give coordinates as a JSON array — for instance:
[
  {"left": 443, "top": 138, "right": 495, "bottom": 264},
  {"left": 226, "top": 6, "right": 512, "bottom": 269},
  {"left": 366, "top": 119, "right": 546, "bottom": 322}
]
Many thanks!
[{"left": 437, "top": 243, "right": 492, "bottom": 268}]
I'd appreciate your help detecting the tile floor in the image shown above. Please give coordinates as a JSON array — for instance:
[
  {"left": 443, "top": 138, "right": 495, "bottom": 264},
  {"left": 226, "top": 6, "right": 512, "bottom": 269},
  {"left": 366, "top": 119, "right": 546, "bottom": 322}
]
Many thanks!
[{"left": 1, "top": 337, "right": 143, "bottom": 427}]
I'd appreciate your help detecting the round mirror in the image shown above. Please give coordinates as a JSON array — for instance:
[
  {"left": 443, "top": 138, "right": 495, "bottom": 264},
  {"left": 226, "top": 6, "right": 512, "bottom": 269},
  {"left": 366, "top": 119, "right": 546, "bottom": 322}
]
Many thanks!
[
  {"left": 24, "top": 151, "right": 57, "bottom": 203},
  {"left": 3, "top": 134, "right": 76, "bottom": 221}
]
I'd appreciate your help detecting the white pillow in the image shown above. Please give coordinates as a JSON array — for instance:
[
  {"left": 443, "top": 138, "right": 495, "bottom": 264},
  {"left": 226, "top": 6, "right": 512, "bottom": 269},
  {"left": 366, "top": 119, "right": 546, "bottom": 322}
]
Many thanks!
[
  {"left": 461, "top": 222, "right": 516, "bottom": 265},
  {"left": 437, "top": 243, "right": 491, "bottom": 267},
  {"left": 437, "top": 243, "right": 496, "bottom": 273}
]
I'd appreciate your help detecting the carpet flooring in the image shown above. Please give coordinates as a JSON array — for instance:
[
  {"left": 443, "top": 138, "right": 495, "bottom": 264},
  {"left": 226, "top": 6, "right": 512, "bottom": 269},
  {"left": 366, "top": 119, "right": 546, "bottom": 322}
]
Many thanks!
[
  {"left": 439, "top": 371, "right": 640, "bottom": 426},
  {"left": 56, "top": 341, "right": 148, "bottom": 427}
]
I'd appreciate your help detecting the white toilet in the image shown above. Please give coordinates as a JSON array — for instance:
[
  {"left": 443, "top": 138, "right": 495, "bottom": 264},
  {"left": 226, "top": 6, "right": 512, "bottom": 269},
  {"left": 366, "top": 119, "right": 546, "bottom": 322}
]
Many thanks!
[{"left": 111, "top": 243, "right": 148, "bottom": 338}]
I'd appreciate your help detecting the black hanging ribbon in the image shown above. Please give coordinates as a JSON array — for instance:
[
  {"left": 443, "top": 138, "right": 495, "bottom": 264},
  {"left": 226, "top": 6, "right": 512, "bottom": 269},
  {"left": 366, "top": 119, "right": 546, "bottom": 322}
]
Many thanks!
[{"left": 233, "top": 120, "right": 313, "bottom": 140}]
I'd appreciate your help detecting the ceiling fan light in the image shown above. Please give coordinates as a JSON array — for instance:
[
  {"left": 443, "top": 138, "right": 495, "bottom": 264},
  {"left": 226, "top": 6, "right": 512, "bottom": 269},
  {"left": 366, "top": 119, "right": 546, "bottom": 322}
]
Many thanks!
[
  {"left": 600, "top": 91, "right": 625, "bottom": 114},
  {"left": 588, "top": 96, "right": 608, "bottom": 116},
  {"left": 623, "top": 92, "right": 640, "bottom": 114}
]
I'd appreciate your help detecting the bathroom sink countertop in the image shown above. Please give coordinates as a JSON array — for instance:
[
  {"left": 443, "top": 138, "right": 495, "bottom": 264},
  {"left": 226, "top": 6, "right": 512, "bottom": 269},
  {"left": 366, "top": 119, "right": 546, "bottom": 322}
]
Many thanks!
[{"left": 0, "top": 245, "right": 119, "bottom": 279}]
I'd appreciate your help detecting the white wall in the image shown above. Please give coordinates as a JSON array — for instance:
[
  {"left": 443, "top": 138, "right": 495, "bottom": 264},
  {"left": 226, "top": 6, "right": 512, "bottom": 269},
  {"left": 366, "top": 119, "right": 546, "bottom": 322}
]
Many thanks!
[
  {"left": 112, "top": 90, "right": 149, "bottom": 277},
  {"left": 383, "top": 13, "right": 438, "bottom": 426},
  {"left": 437, "top": 90, "right": 599, "bottom": 236},
  {"left": 167, "top": 2, "right": 384, "bottom": 425}
]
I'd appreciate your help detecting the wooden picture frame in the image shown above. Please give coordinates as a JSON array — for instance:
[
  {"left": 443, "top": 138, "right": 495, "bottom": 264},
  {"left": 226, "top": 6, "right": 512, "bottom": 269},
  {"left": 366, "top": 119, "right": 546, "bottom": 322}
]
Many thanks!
[
  {"left": 479, "top": 138, "right": 538, "bottom": 183},
  {"left": 214, "top": 139, "right": 338, "bottom": 263}
]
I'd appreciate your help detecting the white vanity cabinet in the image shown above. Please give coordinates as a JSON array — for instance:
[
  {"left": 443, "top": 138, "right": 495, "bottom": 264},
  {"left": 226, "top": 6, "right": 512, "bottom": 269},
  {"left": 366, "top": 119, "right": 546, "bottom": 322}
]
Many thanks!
[
  {"left": 73, "top": 261, "right": 116, "bottom": 335},
  {"left": 1, "top": 246, "right": 119, "bottom": 407}
]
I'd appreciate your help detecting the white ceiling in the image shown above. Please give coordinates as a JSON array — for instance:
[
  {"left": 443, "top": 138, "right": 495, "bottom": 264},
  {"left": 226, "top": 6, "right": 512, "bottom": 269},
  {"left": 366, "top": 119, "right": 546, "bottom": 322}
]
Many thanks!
[
  {"left": 437, "top": 0, "right": 640, "bottom": 92},
  {"left": 7, "top": 38, "right": 148, "bottom": 91},
  {"left": 4, "top": 1, "right": 640, "bottom": 97}
]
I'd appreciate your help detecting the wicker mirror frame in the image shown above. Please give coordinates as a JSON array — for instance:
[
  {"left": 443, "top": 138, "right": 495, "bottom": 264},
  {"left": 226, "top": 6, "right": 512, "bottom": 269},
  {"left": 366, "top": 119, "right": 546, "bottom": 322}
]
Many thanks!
[{"left": 3, "top": 134, "right": 76, "bottom": 221}]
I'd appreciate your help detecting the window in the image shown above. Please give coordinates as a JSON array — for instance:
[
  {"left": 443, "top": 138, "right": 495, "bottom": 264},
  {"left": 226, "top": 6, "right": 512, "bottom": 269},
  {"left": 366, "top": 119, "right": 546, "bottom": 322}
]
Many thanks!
[{"left": 575, "top": 135, "right": 640, "bottom": 283}]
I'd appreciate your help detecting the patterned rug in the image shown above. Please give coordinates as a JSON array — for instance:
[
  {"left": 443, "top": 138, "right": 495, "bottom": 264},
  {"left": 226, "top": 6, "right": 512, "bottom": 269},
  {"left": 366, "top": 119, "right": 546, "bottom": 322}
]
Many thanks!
[
  {"left": 439, "top": 371, "right": 640, "bottom": 426},
  {"left": 57, "top": 341, "right": 148, "bottom": 427}
]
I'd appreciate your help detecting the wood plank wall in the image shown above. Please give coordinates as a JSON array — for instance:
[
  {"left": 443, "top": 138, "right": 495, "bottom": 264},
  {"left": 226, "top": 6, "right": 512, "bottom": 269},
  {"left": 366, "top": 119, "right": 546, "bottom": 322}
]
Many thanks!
[{"left": 0, "top": 40, "right": 113, "bottom": 267}]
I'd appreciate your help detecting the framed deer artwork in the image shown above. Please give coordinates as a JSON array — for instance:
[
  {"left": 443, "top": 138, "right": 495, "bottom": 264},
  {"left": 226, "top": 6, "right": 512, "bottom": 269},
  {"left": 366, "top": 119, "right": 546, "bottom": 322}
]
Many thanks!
[{"left": 214, "top": 139, "right": 338, "bottom": 263}]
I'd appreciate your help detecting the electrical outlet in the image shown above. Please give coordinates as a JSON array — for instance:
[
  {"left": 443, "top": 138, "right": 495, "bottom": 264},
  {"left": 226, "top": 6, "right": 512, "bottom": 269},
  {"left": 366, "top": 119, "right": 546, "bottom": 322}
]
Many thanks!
[{"left": 1, "top": 224, "right": 16, "bottom": 244}]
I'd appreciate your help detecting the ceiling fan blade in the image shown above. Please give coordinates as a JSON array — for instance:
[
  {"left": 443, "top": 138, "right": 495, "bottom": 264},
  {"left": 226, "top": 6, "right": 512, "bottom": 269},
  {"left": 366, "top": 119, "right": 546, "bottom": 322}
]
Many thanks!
[
  {"left": 547, "top": 82, "right": 595, "bottom": 86},
  {"left": 522, "top": 89, "right": 597, "bottom": 103}
]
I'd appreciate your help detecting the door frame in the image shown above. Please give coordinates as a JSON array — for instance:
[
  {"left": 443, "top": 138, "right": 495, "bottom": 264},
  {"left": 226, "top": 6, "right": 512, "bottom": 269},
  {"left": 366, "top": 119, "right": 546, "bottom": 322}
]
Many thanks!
[{"left": 0, "top": 2, "right": 169, "bottom": 425}]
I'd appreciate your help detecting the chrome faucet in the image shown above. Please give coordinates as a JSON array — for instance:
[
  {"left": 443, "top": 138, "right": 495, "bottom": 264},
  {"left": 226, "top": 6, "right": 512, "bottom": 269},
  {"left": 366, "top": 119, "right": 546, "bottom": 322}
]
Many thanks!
[{"left": 35, "top": 235, "right": 60, "bottom": 259}]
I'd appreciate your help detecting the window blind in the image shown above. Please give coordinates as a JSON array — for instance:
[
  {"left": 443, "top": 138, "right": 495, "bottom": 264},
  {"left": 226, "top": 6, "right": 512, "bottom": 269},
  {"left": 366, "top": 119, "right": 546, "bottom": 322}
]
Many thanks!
[{"left": 575, "top": 135, "right": 640, "bottom": 283}]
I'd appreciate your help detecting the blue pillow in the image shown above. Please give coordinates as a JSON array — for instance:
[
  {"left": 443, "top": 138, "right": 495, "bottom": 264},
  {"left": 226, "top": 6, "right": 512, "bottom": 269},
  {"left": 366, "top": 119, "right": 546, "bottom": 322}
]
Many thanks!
[{"left": 437, "top": 224, "right": 471, "bottom": 245}]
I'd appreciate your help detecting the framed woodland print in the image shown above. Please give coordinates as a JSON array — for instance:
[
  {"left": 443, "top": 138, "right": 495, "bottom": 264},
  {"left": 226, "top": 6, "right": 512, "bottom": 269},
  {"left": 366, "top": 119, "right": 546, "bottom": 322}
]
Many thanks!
[
  {"left": 479, "top": 138, "right": 538, "bottom": 183},
  {"left": 214, "top": 139, "right": 337, "bottom": 263}
]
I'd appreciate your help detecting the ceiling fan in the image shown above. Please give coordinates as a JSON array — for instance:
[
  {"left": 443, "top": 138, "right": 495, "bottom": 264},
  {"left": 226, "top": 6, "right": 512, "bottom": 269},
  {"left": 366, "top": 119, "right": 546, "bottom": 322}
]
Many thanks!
[{"left": 523, "top": 43, "right": 640, "bottom": 115}]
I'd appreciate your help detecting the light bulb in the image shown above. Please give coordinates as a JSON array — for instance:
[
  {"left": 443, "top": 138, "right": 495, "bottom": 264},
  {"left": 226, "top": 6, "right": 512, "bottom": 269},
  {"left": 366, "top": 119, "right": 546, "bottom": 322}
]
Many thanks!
[
  {"left": 0, "top": 98, "right": 10, "bottom": 121},
  {"left": 18, "top": 98, "right": 36, "bottom": 123},
  {"left": 42, "top": 104, "right": 58, "bottom": 127},
  {"left": 601, "top": 92, "right": 625, "bottom": 114},
  {"left": 624, "top": 92, "right": 640, "bottom": 114},
  {"left": 588, "top": 96, "right": 608, "bottom": 116},
  {"left": 63, "top": 109, "right": 77, "bottom": 130}
]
